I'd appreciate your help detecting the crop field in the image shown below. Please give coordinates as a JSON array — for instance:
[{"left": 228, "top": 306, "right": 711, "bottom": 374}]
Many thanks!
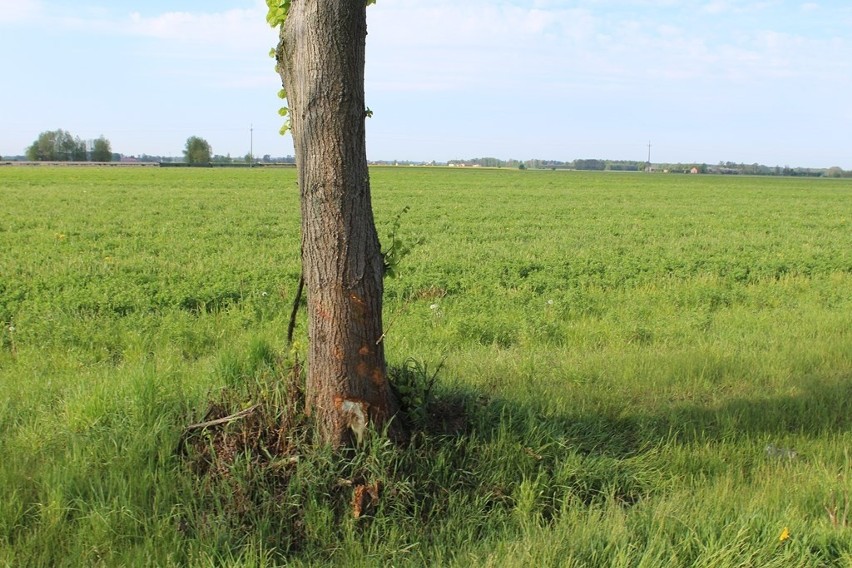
[{"left": 1, "top": 166, "right": 851, "bottom": 566}]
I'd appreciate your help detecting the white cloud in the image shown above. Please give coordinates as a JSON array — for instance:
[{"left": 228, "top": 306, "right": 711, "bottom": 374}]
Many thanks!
[
  {"left": 364, "top": 0, "right": 851, "bottom": 97},
  {"left": 702, "top": 1, "right": 729, "bottom": 14},
  {"left": 700, "top": 1, "right": 779, "bottom": 15},
  {"left": 41, "top": 3, "right": 281, "bottom": 93},
  {"left": 56, "top": 2, "right": 276, "bottom": 55},
  {"left": 124, "top": 7, "right": 273, "bottom": 51},
  {"left": 0, "top": 0, "right": 42, "bottom": 23},
  {"left": 366, "top": 1, "right": 599, "bottom": 93}
]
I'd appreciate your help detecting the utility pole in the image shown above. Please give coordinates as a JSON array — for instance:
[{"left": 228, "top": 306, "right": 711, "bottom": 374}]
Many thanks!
[
  {"left": 646, "top": 141, "right": 652, "bottom": 172},
  {"left": 250, "top": 123, "right": 254, "bottom": 167}
]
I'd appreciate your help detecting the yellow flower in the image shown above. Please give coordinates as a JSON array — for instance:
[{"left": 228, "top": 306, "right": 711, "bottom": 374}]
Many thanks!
[{"left": 779, "top": 527, "right": 790, "bottom": 542}]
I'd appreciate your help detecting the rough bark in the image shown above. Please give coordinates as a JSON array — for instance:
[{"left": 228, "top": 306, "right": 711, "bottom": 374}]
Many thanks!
[{"left": 276, "top": 0, "right": 403, "bottom": 446}]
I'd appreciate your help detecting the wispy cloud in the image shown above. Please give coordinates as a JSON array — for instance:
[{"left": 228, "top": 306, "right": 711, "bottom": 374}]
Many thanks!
[
  {"left": 123, "top": 7, "right": 274, "bottom": 52},
  {"left": 56, "top": 4, "right": 276, "bottom": 54},
  {"left": 366, "top": 0, "right": 850, "bottom": 94},
  {"left": 0, "top": 0, "right": 42, "bottom": 23}
]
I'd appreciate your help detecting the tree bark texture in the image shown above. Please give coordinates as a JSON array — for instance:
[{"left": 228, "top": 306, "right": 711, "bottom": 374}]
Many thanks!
[{"left": 276, "top": 0, "right": 403, "bottom": 446}]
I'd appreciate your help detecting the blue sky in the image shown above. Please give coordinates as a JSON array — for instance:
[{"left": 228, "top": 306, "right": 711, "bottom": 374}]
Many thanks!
[{"left": 1, "top": 0, "right": 850, "bottom": 167}]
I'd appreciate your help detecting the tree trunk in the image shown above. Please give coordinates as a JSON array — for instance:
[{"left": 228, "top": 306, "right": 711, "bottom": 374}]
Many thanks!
[{"left": 277, "top": 0, "right": 403, "bottom": 446}]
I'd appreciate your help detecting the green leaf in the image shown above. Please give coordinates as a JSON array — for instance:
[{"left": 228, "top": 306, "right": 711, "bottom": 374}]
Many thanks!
[
  {"left": 267, "top": 0, "right": 374, "bottom": 134},
  {"left": 265, "top": 0, "right": 291, "bottom": 27}
]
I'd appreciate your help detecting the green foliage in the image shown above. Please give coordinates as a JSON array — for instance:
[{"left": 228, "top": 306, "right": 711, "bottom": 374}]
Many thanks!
[
  {"left": 90, "top": 136, "right": 112, "bottom": 162},
  {"left": 388, "top": 358, "right": 441, "bottom": 426},
  {"left": 183, "top": 135, "right": 212, "bottom": 164},
  {"left": 25, "top": 129, "right": 87, "bottom": 161},
  {"left": 277, "top": 106, "right": 291, "bottom": 136},
  {"left": 380, "top": 205, "right": 423, "bottom": 279},
  {"left": 1, "top": 168, "right": 851, "bottom": 565},
  {"left": 264, "top": 0, "right": 291, "bottom": 27}
]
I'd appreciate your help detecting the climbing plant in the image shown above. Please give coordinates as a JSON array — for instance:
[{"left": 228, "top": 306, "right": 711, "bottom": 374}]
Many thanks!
[{"left": 266, "top": 0, "right": 376, "bottom": 135}]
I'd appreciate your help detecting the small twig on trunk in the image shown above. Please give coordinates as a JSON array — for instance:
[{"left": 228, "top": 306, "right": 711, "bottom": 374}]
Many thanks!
[
  {"left": 185, "top": 404, "right": 261, "bottom": 432},
  {"left": 287, "top": 273, "right": 305, "bottom": 346}
]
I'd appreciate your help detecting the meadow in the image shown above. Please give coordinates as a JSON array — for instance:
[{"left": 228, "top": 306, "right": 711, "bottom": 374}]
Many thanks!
[{"left": 0, "top": 166, "right": 850, "bottom": 566}]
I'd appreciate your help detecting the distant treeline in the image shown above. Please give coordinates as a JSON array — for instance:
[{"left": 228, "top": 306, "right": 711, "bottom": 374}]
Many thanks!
[
  {"left": 5, "top": 149, "right": 848, "bottom": 177},
  {"left": 159, "top": 162, "right": 296, "bottom": 168},
  {"left": 124, "top": 153, "right": 297, "bottom": 165},
  {"left": 443, "top": 157, "right": 850, "bottom": 177},
  {"left": 3, "top": 153, "right": 298, "bottom": 166}
]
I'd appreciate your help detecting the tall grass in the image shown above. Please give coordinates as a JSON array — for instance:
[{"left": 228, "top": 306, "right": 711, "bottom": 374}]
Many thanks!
[{"left": 0, "top": 167, "right": 850, "bottom": 565}]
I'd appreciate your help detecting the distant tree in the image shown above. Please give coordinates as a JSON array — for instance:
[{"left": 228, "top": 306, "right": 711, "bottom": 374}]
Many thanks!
[
  {"left": 184, "top": 136, "right": 212, "bottom": 164},
  {"left": 574, "top": 158, "right": 606, "bottom": 171},
  {"left": 26, "top": 136, "right": 49, "bottom": 160},
  {"left": 91, "top": 136, "right": 113, "bottom": 162},
  {"left": 244, "top": 153, "right": 254, "bottom": 164},
  {"left": 72, "top": 142, "right": 87, "bottom": 161},
  {"left": 26, "top": 129, "right": 86, "bottom": 161},
  {"left": 825, "top": 167, "right": 844, "bottom": 178}
]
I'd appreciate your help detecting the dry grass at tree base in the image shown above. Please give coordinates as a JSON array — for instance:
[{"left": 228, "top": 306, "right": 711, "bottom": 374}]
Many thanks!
[{"left": 180, "top": 351, "right": 479, "bottom": 553}]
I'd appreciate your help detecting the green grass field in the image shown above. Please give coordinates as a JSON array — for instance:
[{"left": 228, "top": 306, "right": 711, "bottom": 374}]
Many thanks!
[{"left": 1, "top": 166, "right": 850, "bottom": 566}]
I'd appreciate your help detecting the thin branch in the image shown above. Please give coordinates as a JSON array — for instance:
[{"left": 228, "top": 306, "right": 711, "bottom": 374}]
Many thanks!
[
  {"left": 376, "top": 296, "right": 412, "bottom": 345},
  {"left": 185, "top": 404, "right": 261, "bottom": 432},
  {"left": 287, "top": 273, "right": 305, "bottom": 345}
]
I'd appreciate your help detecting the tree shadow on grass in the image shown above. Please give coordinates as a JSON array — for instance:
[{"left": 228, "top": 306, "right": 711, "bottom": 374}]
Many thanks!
[{"left": 509, "top": 374, "right": 852, "bottom": 460}]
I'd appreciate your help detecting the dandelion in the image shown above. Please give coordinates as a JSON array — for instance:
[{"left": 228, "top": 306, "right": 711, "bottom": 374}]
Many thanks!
[
  {"left": 430, "top": 303, "right": 439, "bottom": 310},
  {"left": 7, "top": 325, "right": 14, "bottom": 333},
  {"left": 779, "top": 527, "right": 790, "bottom": 542},
  {"left": 546, "top": 299, "right": 554, "bottom": 306},
  {"left": 55, "top": 232, "right": 66, "bottom": 240},
  {"left": 261, "top": 291, "right": 268, "bottom": 297}
]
